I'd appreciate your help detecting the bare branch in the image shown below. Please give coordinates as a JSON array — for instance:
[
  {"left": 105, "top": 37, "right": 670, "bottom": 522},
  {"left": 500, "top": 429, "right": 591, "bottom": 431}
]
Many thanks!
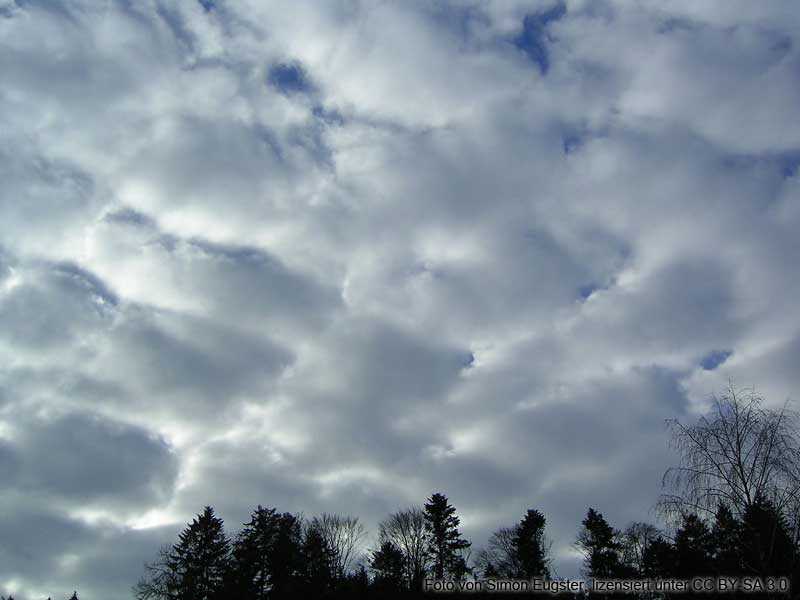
[{"left": 659, "top": 384, "right": 800, "bottom": 524}]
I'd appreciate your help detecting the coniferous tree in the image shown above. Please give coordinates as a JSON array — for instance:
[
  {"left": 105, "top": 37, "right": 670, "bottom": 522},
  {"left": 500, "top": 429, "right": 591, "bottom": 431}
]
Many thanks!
[
  {"left": 229, "top": 505, "right": 276, "bottom": 599},
  {"left": 739, "top": 496, "right": 796, "bottom": 577},
  {"left": 423, "top": 492, "right": 471, "bottom": 580},
  {"left": 576, "top": 508, "right": 624, "bottom": 578},
  {"left": 167, "top": 506, "right": 230, "bottom": 600},
  {"left": 674, "top": 513, "right": 714, "bottom": 578},
  {"left": 669, "top": 513, "right": 715, "bottom": 600},
  {"left": 641, "top": 536, "right": 676, "bottom": 578},
  {"left": 302, "top": 524, "right": 336, "bottom": 596},
  {"left": 370, "top": 541, "right": 407, "bottom": 592},
  {"left": 513, "top": 509, "right": 550, "bottom": 578},
  {"left": 228, "top": 506, "right": 303, "bottom": 599},
  {"left": 270, "top": 511, "right": 305, "bottom": 596},
  {"left": 711, "top": 504, "right": 742, "bottom": 575}
]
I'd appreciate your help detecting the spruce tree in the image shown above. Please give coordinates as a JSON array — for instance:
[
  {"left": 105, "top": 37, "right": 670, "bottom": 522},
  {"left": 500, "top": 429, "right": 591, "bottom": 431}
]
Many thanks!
[
  {"left": 674, "top": 513, "right": 714, "bottom": 578},
  {"left": 302, "top": 525, "right": 335, "bottom": 596},
  {"left": 167, "top": 506, "right": 231, "bottom": 600},
  {"left": 711, "top": 504, "right": 742, "bottom": 575},
  {"left": 576, "top": 508, "right": 624, "bottom": 578},
  {"left": 370, "top": 541, "right": 407, "bottom": 592},
  {"left": 271, "top": 512, "right": 305, "bottom": 595},
  {"left": 641, "top": 536, "right": 676, "bottom": 578},
  {"left": 669, "top": 514, "right": 714, "bottom": 600},
  {"left": 423, "top": 492, "right": 471, "bottom": 579},
  {"left": 229, "top": 506, "right": 303, "bottom": 599},
  {"left": 513, "top": 509, "right": 550, "bottom": 577},
  {"left": 739, "top": 496, "right": 795, "bottom": 577}
]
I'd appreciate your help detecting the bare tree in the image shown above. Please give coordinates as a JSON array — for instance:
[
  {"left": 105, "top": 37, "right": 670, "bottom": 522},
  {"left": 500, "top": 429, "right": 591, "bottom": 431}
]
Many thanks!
[
  {"left": 308, "top": 513, "right": 367, "bottom": 579},
  {"left": 619, "top": 522, "right": 661, "bottom": 575},
  {"left": 660, "top": 383, "right": 800, "bottom": 523},
  {"left": 132, "top": 546, "right": 178, "bottom": 600},
  {"left": 474, "top": 526, "right": 521, "bottom": 577},
  {"left": 378, "top": 507, "right": 429, "bottom": 589}
]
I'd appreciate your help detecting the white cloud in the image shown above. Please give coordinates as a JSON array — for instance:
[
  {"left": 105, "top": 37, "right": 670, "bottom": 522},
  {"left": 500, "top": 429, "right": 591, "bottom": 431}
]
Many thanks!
[{"left": 1, "top": 0, "right": 799, "bottom": 597}]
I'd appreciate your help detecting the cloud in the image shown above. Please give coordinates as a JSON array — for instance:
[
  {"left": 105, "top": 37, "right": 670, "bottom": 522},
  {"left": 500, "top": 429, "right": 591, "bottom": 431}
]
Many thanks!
[
  {"left": 5, "top": 411, "right": 178, "bottom": 511},
  {"left": 1, "top": 0, "right": 799, "bottom": 596}
]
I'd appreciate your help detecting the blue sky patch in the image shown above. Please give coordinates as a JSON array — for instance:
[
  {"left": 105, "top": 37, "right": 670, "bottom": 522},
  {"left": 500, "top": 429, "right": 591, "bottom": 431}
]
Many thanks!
[
  {"left": 778, "top": 151, "right": 800, "bottom": 178},
  {"left": 513, "top": 3, "right": 566, "bottom": 74},
  {"left": 268, "top": 62, "right": 313, "bottom": 95},
  {"left": 461, "top": 352, "right": 476, "bottom": 369},
  {"left": 562, "top": 133, "right": 584, "bottom": 155},
  {"left": 700, "top": 349, "right": 732, "bottom": 371},
  {"left": 578, "top": 283, "right": 599, "bottom": 300},
  {"left": 723, "top": 150, "right": 800, "bottom": 180},
  {"left": 312, "top": 105, "right": 345, "bottom": 126}
]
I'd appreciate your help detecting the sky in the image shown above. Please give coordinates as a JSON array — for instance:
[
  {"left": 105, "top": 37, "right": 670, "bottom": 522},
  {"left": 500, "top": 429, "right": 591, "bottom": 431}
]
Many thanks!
[{"left": 1, "top": 0, "right": 800, "bottom": 597}]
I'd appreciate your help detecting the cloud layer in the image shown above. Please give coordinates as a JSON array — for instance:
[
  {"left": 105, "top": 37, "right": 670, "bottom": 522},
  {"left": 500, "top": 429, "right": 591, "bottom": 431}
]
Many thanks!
[{"left": 1, "top": 0, "right": 800, "bottom": 597}]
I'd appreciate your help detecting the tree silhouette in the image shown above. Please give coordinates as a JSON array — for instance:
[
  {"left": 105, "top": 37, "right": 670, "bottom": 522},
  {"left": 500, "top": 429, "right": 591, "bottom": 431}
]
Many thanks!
[
  {"left": 338, "top": 564, "right": 370, "bottom": 600},
  {"left": 673, "top": 513, "right": 714, "bottom": 577},
  {"left": 513, "top": 509, "right": 550, "bottom": 578},
  {"left": 301, "top": 524, "right": 335, "bottom": 596},
  {"left": 711, "top": 503, "right": 742, "bottom": 575},
  {"left": 640, "top": 535, "right": 676, "bottom": 578},
  {"left": 370, "top": 541, "right": 406, "bottom": 592},
  {"left": 576, "top": 508, "right": 624, "bottom": 578},
  {"left": 134, "top": 545, "right": 180, "bottom": 599},
  {"left": 138, "top": 506, "right": 230, "bottom": 600},
  {"left": 661, "top": 383, "right": 800, "bottom": 521},
  {"left": 269, "top": 511, "right": 305, "bottom": 596},
  {"left": 618, "top": 522, "right": 661, "bottom": 577},
  {"left": 228, "top": 505, "right": 303, "bottom": 599},
  {"left": 475, "top": 526, "right": 520, "bottom": 577},
  {"left": 739, "top": 495, "right": 796, "bottom": 577},
  {"left": 308, "top": 513, "right": 366, "bottom": 580},
  {"left": 423, "top": 492, "right": 471, "bottom": 580},
  {"left": 659, "top": 384, "right": 800, "bottom": 595},
  {"left": 378, "top": 507, "right": 429, "bottom": 589}
]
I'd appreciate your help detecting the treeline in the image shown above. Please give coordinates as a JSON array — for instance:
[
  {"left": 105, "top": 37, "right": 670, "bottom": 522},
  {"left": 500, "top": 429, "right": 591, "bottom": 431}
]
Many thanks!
[
  {"left": 133, "top": 492, "right": 472, "bottom": 599},
  {"left": 575, "top": 501, "right": 798, "bottom": 595},
  {"left": 133, "top": 494, "right": 799, "bottom": 599}
]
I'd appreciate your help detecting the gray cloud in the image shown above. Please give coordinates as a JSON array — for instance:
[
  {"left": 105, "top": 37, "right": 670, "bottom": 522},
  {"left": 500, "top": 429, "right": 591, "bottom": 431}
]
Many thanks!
[{"left": 7, "top": 411, "right": 178, "bottom": 510}]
